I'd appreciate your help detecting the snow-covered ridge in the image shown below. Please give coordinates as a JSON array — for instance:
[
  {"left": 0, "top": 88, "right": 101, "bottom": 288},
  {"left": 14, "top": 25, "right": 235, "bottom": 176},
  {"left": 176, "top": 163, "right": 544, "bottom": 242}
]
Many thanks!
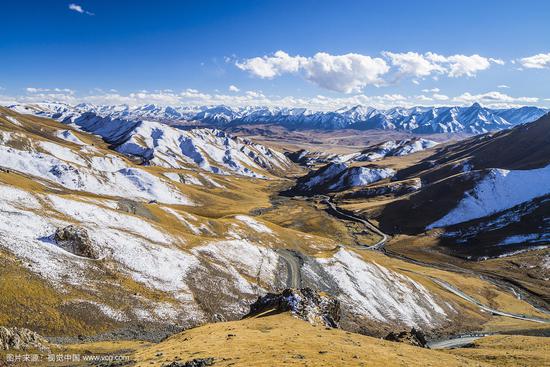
[
  {"left": 428, "top": 165, "right": 550, "bottom": 228},
  {"left": 293, "top": 162, "right": 395, "bottom": 193},
  {"left": 286, "top": 138, "right": 438, "bottom": 167},
  {"left": 8, "top": 102, "right": 547, "bottom": 134},
  {"left": 318, "top": 249, "right": 447, "bottom": 327},
  {"left": 348, "top": 138, "right": 438, "bottom": 162},
  {"left": 7, "top": 105, "right": 291, "bottom": 178},
  {"left": 0, "top": 141, "right": 192, "bottom": 205}
]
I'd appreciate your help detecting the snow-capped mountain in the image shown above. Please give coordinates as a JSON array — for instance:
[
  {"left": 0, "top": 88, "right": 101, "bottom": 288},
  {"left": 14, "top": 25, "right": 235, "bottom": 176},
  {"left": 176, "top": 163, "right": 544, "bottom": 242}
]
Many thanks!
[
  {"left": 8, "top": 106, "right": 291, "bottom": 178},
  {"left": 80, "top": 114, "right": 291, "bottom": 178},
  {"left": 7, "top": 102, "right": 547, "bottom": 134},
  {"left": 370, "top": 113, "right": 550, "bottom": 258}
]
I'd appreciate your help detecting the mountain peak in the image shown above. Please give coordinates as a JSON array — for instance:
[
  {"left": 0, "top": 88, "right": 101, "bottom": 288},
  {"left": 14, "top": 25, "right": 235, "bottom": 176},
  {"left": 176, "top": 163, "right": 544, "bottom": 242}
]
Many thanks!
[{"left": 6, "top": 102, "right": 547, "bottom": 135}]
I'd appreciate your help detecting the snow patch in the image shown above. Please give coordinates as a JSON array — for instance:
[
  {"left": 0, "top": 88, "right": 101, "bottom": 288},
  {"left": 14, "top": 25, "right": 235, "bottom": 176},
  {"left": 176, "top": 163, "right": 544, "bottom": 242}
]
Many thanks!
[
  {"left": 56, "top": 130, "right": 85, "bottom": 145},
  {"left": 318, "top": 249, "right": 446, "bottom": 327},
  {"left": 429, "top": 165, "right": 550, "bottom": 228},
  {"left": 235, "top": 215, "right": 273, "bottom": 234},
  {"left": 0, "top": 145, "right": 193, "bottom": 205}
]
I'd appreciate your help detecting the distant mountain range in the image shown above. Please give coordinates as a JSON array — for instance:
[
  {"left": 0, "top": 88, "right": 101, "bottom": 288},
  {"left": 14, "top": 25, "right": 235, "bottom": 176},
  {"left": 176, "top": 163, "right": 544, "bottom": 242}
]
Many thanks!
[{"left": 7, "top": 102, "right": 548, "bottom": 134}]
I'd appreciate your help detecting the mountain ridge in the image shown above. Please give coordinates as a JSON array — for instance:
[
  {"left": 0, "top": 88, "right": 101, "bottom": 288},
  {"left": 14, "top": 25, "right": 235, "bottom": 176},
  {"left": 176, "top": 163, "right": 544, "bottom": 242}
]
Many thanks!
[{"left": 7, "top": 101, "right": 548, "bottom": 135}]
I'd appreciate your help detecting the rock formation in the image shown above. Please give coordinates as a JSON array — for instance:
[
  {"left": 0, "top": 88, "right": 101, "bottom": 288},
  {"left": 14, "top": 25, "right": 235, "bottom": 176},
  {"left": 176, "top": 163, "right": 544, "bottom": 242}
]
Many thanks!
[
  {"left": 54, "top": 225, "right": 99, "bottom": 259},
  {"left": 0, "top": 326, "right": 50, "bottom": 351},
  {"left": 245, "top": 288, "right": 340, "bottom": 328}
]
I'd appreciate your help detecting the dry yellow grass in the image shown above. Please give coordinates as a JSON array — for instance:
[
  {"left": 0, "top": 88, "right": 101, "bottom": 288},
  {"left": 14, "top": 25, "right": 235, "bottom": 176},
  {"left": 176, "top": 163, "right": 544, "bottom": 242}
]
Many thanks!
[
  {"left": 131, "top": 313, "right": 490, "bottom": 367},
  {"left": 445, "top": 335, "right": 550, "bottom": 367}
]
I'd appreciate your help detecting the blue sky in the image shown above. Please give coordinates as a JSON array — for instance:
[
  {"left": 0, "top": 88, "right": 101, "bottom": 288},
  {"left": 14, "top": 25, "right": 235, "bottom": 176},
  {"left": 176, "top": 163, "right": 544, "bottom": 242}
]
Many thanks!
[{"left": 1, "top": 0, "right": 550, "bottom": 109}]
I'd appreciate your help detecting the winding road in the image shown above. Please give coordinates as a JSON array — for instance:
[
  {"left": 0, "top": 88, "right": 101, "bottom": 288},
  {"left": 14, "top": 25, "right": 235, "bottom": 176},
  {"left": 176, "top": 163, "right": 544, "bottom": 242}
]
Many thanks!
[
  {"left": 431, "top": 278, "right": 550, "bottom": 324},
  {"left": 318, "top": 195, "right": 388, "bottom": 250},
  {"left": 316, "top": 195, "right": 550, "bottom": 325},
  {"left": 277, "top": 249, "right": 302, "bottom": 289},
  {"left": 427, "top": 335, "right": 486, "bottom": 349}
]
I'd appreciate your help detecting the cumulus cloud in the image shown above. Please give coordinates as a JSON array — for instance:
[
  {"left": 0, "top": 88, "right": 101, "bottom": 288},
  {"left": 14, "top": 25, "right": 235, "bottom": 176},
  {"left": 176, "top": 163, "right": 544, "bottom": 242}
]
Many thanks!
[
  {"left": 432, "top": 93, "right": 449, "bottom": 101},
  {"left": 235, "top": 51, "right": 305, "bottom": 78},
  {"left": 236, "top": 51, "right": 389, "bottom": 93},
  {"left": 421, "top": 88, "right": 440, "bottom": 93},
  {"left": 377, "top": 51, "right": 501, "bottom": 78},
  {"left": 237, "top": 50, "right": 503, "bottom": 93},
  {"left": 452, "top": 91, "right": 538, "bottom": 107},
  {"left": 445, "top": 54, "right": 495, "bottom": 77},
  {"left": 497, "top": 85, "right": 510, "bottom": 89},
  {"left": 26, "top": 87, "right": 74, "bottom": 94},
  {"left": 68, "top": 3, "right": 94, "bottom": 15},
  {"left": 422, "top": 52, "right": 502, "bottom": 77},
  {"left": 519, "top": 53, "right": 550, "bottom": 69},
  {"left": 7, "top": 86, "right": 544, "bottom": 111},
  {"left": 300, "top": 52, "right": 389, "bottom": 93},
  {"left": 383, "top": 51, "right": 445, "bottom": 78},
  {"left": 228, "top": 85, "right": 240, "bottom": 92}
]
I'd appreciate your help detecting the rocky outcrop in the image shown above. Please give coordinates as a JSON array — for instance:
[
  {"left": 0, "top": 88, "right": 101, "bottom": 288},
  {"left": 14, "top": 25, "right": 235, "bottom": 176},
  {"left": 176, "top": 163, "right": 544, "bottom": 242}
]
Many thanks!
[
  {"left": 384, "top": 328, "right": 428, "bottom": 348},
  {"left": 0, "top": 327, "right": 50, "bottom": 351},
  {"left": 245, "top": 288, "right": 340, "bottom": 328},
  {"left": 54, "top": 225, "right": 99, "bottom": 259},
  {"left": 163, "top": 358, "right": 214, "bottom": 367}
]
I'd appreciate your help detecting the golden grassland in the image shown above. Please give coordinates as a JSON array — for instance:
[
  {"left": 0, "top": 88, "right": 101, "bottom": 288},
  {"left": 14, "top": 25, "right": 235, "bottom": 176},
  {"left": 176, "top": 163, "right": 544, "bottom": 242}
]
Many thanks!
[
  {"left": 130, "top": 313, "right": 489, "bottom": 367},
  {"left": 445, "top": 334, "right": 550, "bottom": 367},
  {"left": 1, "top": 314, "right": 548, "bottom": 366}
]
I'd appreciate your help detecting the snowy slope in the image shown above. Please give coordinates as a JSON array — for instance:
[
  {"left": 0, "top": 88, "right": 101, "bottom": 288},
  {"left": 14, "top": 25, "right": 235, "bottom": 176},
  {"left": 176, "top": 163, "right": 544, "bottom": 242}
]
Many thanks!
[
  {"left": 428, "top": 165, "right": 550, "bottom": 228},
  {"left": 0, "top": 142, "right": 192, "bottom": 205},
  {"left": 292, "top": 162, "right": 395, "bottom": 193},
  {"left": 351, "top": 138, "right": 438, "bottom": 162},
  {"left": 328, "top": 167, "right": 395, "bottom": 190},
  {"left": 7, "top": 105, "right": 291, "bottom": 178},
  {"left": 318, "top": 249, "right": 447, "bottom": 327}
]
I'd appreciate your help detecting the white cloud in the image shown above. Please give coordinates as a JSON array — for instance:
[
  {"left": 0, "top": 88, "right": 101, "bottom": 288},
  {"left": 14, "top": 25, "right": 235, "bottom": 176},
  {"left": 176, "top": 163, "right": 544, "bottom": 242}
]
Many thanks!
[
  {"left": 490, "top": 58, "right": 505, "bottom": 65},
  {"left": 26, "top": 87, "right": 74, "bottom": 94},
  {"left": 235, "top": 51, "right": 305, "bottom": 78},
  {"left": 68, "top": 3, "right": 94, "bottom": 15},
  {"left": 237, "top": 50, "right": 502, "bottom": 93},
  {"left": 236, "top": 51, "right": 389, "bottom": 93},
  {"left": 300, "top": 52, "right": 389, "bottom": 93},
  {"left": 432, "top": 93, "right": 449, "bottom": 101},
  {"left": 421, "top": 88, "right": 440, "bottom": 93},
  {"left": 228, "top": 85, "right": 240, "bottom": 92},
  {"left": 497, "top": 85, "right": 510, "bottom": 89},
  {"left": 453, "top": 91, "right": 538, "bottom": 107},
  {"left": 445, "top": 54, "right": 494, "bottom": 77},
  {"left": 519, "top": 53, "right": 550, "bottom": 69},
  {"left": 384, "top": 52, "right": 502, "bottom": 78},
  {"left": 6, "top": 87, "right": 547, "bottom": 112},
  {"left": 424, "top": 53, "right": 500, "bottom": 77},
  {"left": 383, "top": 51, "right": 445, "bottom": 78}
]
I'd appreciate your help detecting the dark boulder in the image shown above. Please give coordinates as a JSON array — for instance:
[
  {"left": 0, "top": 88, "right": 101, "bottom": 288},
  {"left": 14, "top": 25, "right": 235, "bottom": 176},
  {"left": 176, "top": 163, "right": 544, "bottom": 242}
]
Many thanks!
[
  {"left": 384, "top": 328, "right": 428, "bottom": 348},
  {"left": 54, "top": 225, "right": 99, "bottom": 259},
  {"left": 163, "top": 357, "right": 214, "bottom": 367},
  {"left": 245, "top": 288, "right": 340, "bottom": 328}
]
